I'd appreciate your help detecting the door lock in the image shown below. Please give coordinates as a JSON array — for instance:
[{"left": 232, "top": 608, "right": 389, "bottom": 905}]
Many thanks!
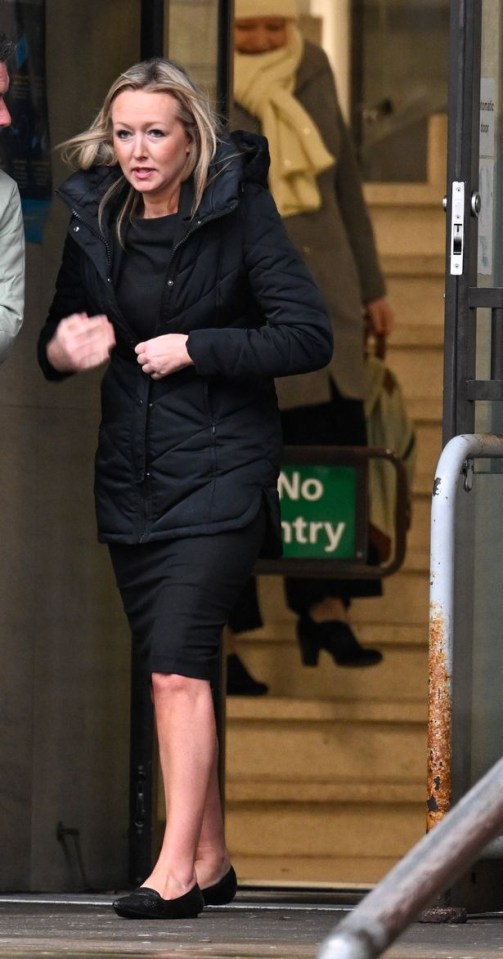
[
  {"left": 450, "top": 181, "right": 465, "bottom": 275},
  {"left": 471, "top": 191, "right": 481, "bottom": 217}
]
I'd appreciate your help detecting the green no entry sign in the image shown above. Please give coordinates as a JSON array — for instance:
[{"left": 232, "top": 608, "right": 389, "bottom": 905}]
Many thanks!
[
  {"left": 257, "top": 446, "right": 406, "bottom": 579},
  {"left": 279, "top": 463, "right": 359, "bottom": 559}
]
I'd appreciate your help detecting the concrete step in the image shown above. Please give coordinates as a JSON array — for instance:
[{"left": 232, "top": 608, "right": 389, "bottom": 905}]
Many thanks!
[
  {"left": 224, "top": 172, "right": 444, "bottom": 888},
  {"left": 407, "top": 494, "right": 432, "bottom": 552},
  {"left": 382, "top": 251, "right": 445, "bottom": 275},
  {"left": 225, "top": 697, "right": 428, "bottom": 884},
  {"left": 228, "top": 621, "right": 428, "bottom": 703},
  {"left": 381, "top": 258, "right": 445, "bottom": 338},
  {"left": 386, "top": 323, "right": 444, "bottom": 349},
  {"left": 227, "top": 798, "right": 426, "bottom": 884},
  {"left": 381, "top": 268, "right": 445, "bottom": 334},
  {"left": 365, "top": 184, "right": 446, "bottom": 259},
  {"left": 412, "top": 420, "right": 442, "bottom": 481},
  {"left": 226, "top": 697, "right": 426, "bottom": 788},
  {"left": 384, "top": 346, "right": 443, "bottom": 403}
]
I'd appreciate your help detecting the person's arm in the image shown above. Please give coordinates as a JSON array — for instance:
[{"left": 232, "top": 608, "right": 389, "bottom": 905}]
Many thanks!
[
  {"left": 185, "top": 184, "right": 333, "bottom": 379},
  {"left": 335, "top": 121, "right": 394, "bottom": 336},
  {"left": 0, "top": 177, "right": 24, "bottom": 363},
  {"left": 297, "top": 48, "right": 393, "bottom": 337},
  {"left": 332, "top": 102, "right": 387, "bottom": 307},
  {"left": 37, "top": 233, "right": 114, "bottom": 380}
]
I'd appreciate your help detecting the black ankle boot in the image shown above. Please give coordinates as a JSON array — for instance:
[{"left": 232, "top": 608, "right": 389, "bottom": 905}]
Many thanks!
[
  {"left": 297, "top": 616, "right": 383, "bottom": 668},
  {"left": 226, "top": 654, "right": 269, "bottom": 696}
]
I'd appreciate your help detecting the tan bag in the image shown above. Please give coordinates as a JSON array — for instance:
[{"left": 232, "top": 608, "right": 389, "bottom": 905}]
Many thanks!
[{"left": 363, "top": 347, "right": 416, "bottom": 561}]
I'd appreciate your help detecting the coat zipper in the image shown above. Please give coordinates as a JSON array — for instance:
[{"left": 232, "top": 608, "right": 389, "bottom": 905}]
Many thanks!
[{"left": 66, "top": 192, "right": 238, "bottom": 542}]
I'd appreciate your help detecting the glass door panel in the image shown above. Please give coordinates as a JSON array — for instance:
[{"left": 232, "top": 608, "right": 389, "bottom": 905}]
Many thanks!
[
  {"left": 354, "top": 0, "right": 449, "bottom": 181},
  {"left": 167, "top": 0, "right": 220, "bottom": 103}
]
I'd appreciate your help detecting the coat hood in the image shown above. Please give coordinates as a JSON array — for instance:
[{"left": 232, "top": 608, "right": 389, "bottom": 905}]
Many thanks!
[{"left": 57, "top": 130, "right": 271, "bottom": 227}]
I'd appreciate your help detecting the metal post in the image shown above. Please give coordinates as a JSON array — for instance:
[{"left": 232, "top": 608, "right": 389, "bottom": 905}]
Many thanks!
[
  {"left": 140, "top": 0, "right": 165, "bottom": 59},
  {"left": 491, "top": 308, "right": 503, "bottom": 380},
  {"left": 427, "top": 433, "right": 503, "bottom": 831},
  {"left": 317, "top": 756, "right": 503, "bottom": 959},
  {"left": 128, "top": 652, "right": 155, "bottom": 886},
  {"left": 213, "top": 0, "right": 234, "bottom": 810},
  {"left": 216, "top": 0, "right": 233, "bottom": 122},
  {"left": 316, "top": 433, "right": 503, "bottom": 959}
]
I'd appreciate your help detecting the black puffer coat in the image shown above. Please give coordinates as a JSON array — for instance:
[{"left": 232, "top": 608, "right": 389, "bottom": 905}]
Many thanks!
[{"left": 38, "top": 132, "right": 332, "bottom": 550}]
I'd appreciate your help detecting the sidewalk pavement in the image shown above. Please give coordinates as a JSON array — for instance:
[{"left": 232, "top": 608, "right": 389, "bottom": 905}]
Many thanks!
[{"left": 0, "top": 889, "right": 502, "bottom": 959}]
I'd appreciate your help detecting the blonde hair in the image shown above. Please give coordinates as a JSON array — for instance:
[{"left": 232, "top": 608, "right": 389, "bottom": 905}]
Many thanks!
[{"left": 60, "top": 58, "right": 221, "bottom": 237}]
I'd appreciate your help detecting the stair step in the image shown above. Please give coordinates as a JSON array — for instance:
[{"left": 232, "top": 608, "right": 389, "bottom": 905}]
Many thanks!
[
  {"left": 223, "top": 179, "right": 444, "bottom": 888},
  {"left": 227, "top": 696, "right": 426, "bottom": 724},
  {"left": 370, "top": 211, "right": 445, "bottom": 259},
  {"left": 229, "top": 852, "right": 423, "bottom": 885},
  {"left": 385, "top": 348, "right": 443, "bottom": 403},
  {"left": 227, "top": 779, "right": 425, "bottom": 803},
  {"left": 407, "top": 496, "right": 432, "bottom": 551},
  {"left": 412, "top": 421, "right": 442, "bottom": 478},
  {"left": 226, "top": 697, "right": 426, "bottom": 785},
  {"left": 380, "top": 252, "right": 445, "bottom": 276},
  {"left": 228, "top": 642, "right": 428, "bottom": 702},
  {"left": 407, "top": 397, "right": 442, "bottom": 423},
  {"left": 235, "top": 617, "right": 428, "bottom": 647},
  {"left": 380, "top": 249, "right": 445, "bottom": 276},
  {"left": 365, "top": 182, "right": 443, "bottom": 209},
  {"left": 226, "top": 703, "right": 428, "bottom": 884},
  {"left": 386, "top": 279, "right": 445, "bottom": 332},
  {"left": 228, "top": 797, "right": 426, "bottom": 884},
  {"left": 386, "top": 323, "right": 444, "bottom": 349}
]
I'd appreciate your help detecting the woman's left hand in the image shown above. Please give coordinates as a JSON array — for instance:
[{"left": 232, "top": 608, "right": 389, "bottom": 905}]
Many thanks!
[
  {"left": 364, "top": 296, "right": 395, "bottom": 338},
  {"left": 135, "top": 333, "right": 194, "bottom": 379}
]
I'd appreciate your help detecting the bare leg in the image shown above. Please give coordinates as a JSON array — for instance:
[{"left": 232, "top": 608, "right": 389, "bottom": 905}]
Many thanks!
[
  {"left": 309, "top": 597, "right": 348, "bottom": 622},
  {"left": 195, "top": 749, "right": 231, "bottom": 889},
  {"left": 142, "top": 672, "right": 216, "bottom": 900}
]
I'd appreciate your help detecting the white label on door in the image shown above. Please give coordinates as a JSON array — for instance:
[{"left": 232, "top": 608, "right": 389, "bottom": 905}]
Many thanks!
[{"left": 480, "top": 78, "right": 496, "bottom": 158}]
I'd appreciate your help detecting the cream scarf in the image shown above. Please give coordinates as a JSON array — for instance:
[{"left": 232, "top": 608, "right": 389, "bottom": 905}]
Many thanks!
[{"left": 234, "top": 25, "right": 335, "bottom": 217}]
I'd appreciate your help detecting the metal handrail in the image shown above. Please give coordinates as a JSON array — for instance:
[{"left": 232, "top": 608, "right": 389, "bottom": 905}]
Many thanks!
[
  {"left": 316, "top": 432, "right": 503, "bottom": 959},
  {"left": 257, "top": 445, "right": 409, "bottom": 580},
  {"left": 427, "top": 433, "right": 503, "bottom": 830},
  {"left": 317, "top": 757, "right": 503, "bottom": 959}
]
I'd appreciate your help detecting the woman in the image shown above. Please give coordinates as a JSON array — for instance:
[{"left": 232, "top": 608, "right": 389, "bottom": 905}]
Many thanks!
[
  {"left": 37, "top": 58, "right": 331, "bottom": 919},
  {"left": 228, "top": 0, "right": 395, "bottom": 691}
]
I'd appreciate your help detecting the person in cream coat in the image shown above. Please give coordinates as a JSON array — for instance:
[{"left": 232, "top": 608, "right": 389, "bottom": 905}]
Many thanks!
[{"left": 227, "top": 0, "right": 395, "bottom": 693}]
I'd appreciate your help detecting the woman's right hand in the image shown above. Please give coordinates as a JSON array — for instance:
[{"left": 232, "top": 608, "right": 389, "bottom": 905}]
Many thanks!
[{"left": 46, "top": 313, "right": 116, "bottom": 373}]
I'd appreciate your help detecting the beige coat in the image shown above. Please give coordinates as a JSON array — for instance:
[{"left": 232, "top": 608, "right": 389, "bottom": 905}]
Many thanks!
[
  {"left": 232, "top": 40, "right": 385, "bottom": 407},
  {"left": 0, "top": 169, "right": 24, "bottom": 363}
]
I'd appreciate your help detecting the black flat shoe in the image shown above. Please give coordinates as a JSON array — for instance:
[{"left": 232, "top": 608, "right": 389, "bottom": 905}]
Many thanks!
[
  {"left": 226, "top": 654, "right": 269, "bottom": 696},
  {"left": 297, "top": 616, "right": 383, "bottom": 669},
  {"left": 113, "top": 883, "right": 204, "bottom": 919},
  {"left": 202, "top": 865, "right": 238, "bottom": 906}
]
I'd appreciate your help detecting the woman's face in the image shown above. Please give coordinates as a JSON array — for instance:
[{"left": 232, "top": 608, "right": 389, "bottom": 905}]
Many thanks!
[
  {"left": 111, "top": 89, "right": 191, "bottom": 212},
  {"left": 234, "top": 17, "right": 289, "bottom": 54}
]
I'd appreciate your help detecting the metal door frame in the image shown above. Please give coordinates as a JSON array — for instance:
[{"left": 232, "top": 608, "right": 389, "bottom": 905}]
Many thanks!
[
  {"left": 439, "top": 0, "right": 503, "bottom": 910},
  {"left": 443, "top": 0, "right": 481, "bottom": 443}
]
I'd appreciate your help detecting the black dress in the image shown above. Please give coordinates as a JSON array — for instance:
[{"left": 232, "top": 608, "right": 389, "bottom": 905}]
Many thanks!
[{"left": 110, "top": 215, "right": 267, "bottom": 679}]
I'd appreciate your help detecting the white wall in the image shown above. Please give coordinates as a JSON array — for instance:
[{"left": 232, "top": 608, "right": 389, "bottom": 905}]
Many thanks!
[{"left": 308, "top": 0, "right": 351, "bottom": 120}]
